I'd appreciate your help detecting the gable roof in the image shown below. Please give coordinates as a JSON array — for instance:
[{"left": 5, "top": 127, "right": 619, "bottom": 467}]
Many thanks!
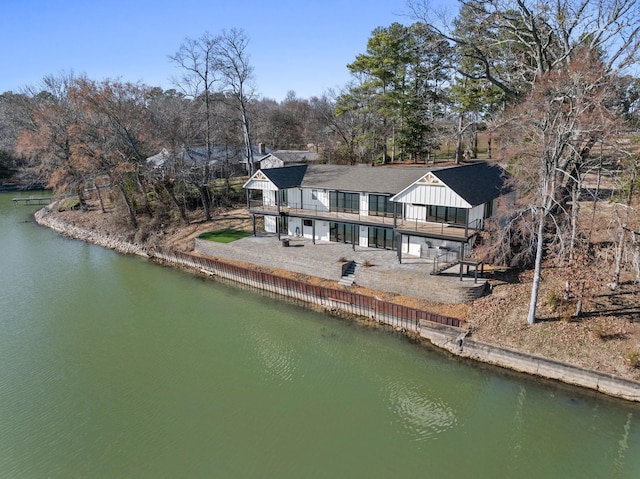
[
  {"left": 431, "top": 162, "right": 510, "bottom": 205},
  {"left": 252, "top": 164, "right": 308, "bottom": 189},
  {"left": 244, "top": 161, "right": 511, "bottom": 206}
]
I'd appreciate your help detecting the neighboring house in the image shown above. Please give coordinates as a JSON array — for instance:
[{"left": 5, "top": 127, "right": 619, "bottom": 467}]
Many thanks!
[
  {"left": 258, "top": 150, "right": 321, "bottom": 169},
  {"left": 147, "top": 144, "right": 270, "bottom": 175},
  {"left": 243, "top": 162, "right": 511, "bottom": 264}
]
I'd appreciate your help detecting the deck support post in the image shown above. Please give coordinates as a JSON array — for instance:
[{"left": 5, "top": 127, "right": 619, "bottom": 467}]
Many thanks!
[{"left": 352, "top": 224, "right": 356, "bottom": 251}]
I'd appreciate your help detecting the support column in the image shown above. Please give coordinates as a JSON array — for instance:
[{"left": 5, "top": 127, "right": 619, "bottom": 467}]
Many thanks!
[
  {"left": 464, "top": 209, "right": 469, "bottom": 238},
  {"left": 352, "top": 224, "right": 356, "bottom": 251},
  {"left": 393, "top": 202, "right": 398, "bottom": 228},
  {"left": 252, "top": 214, "right": 256, "bottom": 236}
]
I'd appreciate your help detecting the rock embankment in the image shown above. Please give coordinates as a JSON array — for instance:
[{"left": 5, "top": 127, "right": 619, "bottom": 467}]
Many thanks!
[{"left": 34, "top": 206, "right": 148, "bottom": 257}]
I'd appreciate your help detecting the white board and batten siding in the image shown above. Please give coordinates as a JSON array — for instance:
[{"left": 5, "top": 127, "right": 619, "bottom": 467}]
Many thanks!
[
  {"left": 469, "top": 204, "right": 485, "bottom": 226},
  {"left": 393, "top": 173, "right": 471, "bottom": 209},
  {"left": 359, "top": 194, "right": 368, "bottom": 216},
  {"left": 264, "top": 215, "right": 277, "bottom": 233},
  {"left": 299, "top": 188, "right": 330, "bottom": 213},
  {"left": 244, "top": 171, "right": 278, "bottom": 192}
]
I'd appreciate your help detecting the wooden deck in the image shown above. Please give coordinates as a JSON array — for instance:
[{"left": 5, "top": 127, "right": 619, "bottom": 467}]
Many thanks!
[{"left": 12, "top": 196, "right": 53, "bottom": 206}]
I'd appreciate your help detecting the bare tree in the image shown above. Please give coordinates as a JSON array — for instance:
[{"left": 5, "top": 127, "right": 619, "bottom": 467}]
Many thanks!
[
  {"left": 15, "top": 73, "right": 91, "bottom": 206},
  {"left": 409, "top": 0, "right": 640, "bottom": 100},
  {"left": 214, "top": 28, "right": 256, "bottom": 176},
  {"left": 489, "top": 48, "right": 625, "bottom": 324},
  {"left": 170, "top": 33, "right": 220, "bottom": 221}
]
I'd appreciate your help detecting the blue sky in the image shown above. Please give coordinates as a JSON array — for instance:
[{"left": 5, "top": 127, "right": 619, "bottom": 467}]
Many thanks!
[{"left": 0, "top": 0, "right": 451, "bottom": 101}]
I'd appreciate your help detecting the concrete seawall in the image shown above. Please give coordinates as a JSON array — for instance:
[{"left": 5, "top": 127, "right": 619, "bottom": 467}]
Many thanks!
[
  {"left": 421, "top": 323, "right": 640, "bottom": 403},
  {"left": 34, "top": 208, "right": 640, "bottom": 403}
]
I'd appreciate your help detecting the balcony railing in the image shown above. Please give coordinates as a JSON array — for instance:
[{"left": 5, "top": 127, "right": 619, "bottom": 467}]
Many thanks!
[
  {"left": 248, "top": 201, "right": 397, "bottom": 226},
  {"left": 247, "top": 200, "right": 484, "bottom": 240}
]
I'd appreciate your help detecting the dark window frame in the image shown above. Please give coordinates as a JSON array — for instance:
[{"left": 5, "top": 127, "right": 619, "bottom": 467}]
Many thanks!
[
  {"left": 329, "top": 191, "right": 360, "bottom": 214},
  {"left": 329, "top": 222, "right": 355, "bottom": 244},
  {"left": 426, "top": 205, "right": 467, "bottom": 226},
  {"left": 368, "top": 227, "right": 395, "bottom": 250},
  {"left": 368, "top": 194, "right": 394, "bottom": 217}
]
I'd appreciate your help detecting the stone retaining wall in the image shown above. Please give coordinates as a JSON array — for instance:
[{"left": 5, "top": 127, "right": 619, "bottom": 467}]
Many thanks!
[
  {"left": 34, "top": 208, "right": 147, "bottom": 257},
  {"left": 420, "top": 323, "right": 640, "bottom": 403}
]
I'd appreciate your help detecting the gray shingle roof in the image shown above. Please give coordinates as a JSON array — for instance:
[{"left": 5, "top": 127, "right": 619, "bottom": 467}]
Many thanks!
[
  {"left": 300, "top": 164, "right": 429, "bottom": 194},
  {"left": 251, "top": 162, "right": 510, "bottom": 205},
  {"left": 259, "top": 165, "right": 308, "bottom": 189},
  {"left": 432, "top": 162, "right": 510, "bottom": 205}
]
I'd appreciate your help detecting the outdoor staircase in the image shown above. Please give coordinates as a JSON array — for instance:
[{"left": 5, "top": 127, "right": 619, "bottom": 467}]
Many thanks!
[
  {"left": 338, "top": 261, "right": 356, "bottom": 287},
  {"left": 430, "top": 259, "right": 459, "bottom": 276}
]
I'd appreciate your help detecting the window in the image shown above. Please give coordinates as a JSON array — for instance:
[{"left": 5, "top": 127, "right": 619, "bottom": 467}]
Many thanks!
[
  {"left": 426, "top": 205, "right": 466, "bottom": 225},
  {"left": 484, "top": 200, "right": 493, "bottom": 218},
  {"left": 368, "top": 194, "right": 394, "bottom": 217},
  {"left": 279, "top": 215, "right": 288, "bottom": 234},
  {"left": 311, "top": 189, "right": 318, "bottom": 200},
  {"left": 329, "top": 191, "right": 359, "bottom": 213},
  {"left": 329, "top": 222, "right": 355, "bottom": 244},
  {"left": 368, "top": 227, "right": 395, "bottom": 250},
  {"left": 303, "top": 219, "right": 312, "bottom": 227},
  {"left": 278, "top": 189, "right": 288, "bottom": 206}
]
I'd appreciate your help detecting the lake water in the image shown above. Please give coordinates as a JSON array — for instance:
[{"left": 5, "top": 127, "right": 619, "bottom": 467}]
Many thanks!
[{"left": 1, "top": 191, "right": 639, "bottom": 478}]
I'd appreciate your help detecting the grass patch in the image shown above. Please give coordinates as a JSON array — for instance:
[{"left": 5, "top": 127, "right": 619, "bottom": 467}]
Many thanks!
[{"left": 198, "top": 228, "right": 251, "bottom": 243}]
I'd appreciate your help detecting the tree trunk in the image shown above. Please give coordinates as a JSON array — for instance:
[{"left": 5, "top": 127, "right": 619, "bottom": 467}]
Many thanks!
[
  {"left": 136, "top": 174, "right": 153, "bottom": 218},
  {"left": 527, "top": 210, "right": 545, "bottom": 325},
  {"left": 455, "top": 112, "right": 464, "bottom": 164},
  {"left": 96, "top": 183, "right": 106, "bottom": 213},
  {"left": 162, "top": 182, "right": 189, "bottom": 225},
  {"left": 198, "top": 184, "right": 212, "bottom": 222},
  {"left": 117, "top": 183, "right": 138, "bottom": 229},
  {"left": 610, "top": 223, "right": 625, "bottom": 291}
]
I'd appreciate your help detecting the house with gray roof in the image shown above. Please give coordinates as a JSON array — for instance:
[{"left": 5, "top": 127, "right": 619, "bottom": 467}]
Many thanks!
[
  {"left": 147, "top": 144, "right": 270, "bottom": 176},
  {"left": 258, "top": 150, "right": 321, "bottom": 169},
  {"left": 243, "top": 162, "right": 510, "bottom": 267}
]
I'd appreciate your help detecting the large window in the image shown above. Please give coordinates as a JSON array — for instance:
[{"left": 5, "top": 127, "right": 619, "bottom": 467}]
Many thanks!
[
  {"left": 279, "top": 215, "right": 288, "bottom": 234},
  {"left": 368, "top": 194, "right": 394, "bottom": 217},
  {"left": 278, "top": 189, "right": 288, "bottom": 206},
  {"left": 368, "top": 227, "right": 395, "bottom": 250},
  {"left": 426, "top": 205, "right": 466, "bottom": 225},
  {"left": 329, "top": 191, "right": 359, "bottom": 214},
  {"left": 484, "top": 200, "right": 493, "bottom": 218},
  {"left": 330, "top": 222, "right": 355, "bottom": 244}
]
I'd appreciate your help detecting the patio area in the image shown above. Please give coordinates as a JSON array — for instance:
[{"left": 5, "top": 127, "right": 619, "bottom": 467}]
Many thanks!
[{"left": 194, "top": 233, "right": 488, "bottom": 304}]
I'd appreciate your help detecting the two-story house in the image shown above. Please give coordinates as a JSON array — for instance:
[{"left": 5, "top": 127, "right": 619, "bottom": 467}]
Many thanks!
[{"left": 243, "top": 162, "right": 510, "bottom": 264}]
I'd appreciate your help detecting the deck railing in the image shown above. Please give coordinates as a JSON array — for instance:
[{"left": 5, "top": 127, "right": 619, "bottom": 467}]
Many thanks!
[{"left": 247, "top": 201, "right": 484, "bottom": 240}]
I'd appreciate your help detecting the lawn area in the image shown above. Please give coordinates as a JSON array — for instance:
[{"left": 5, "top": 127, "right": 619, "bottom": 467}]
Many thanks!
[{"left": 198, "top": 228, "right": 252, "bottom": 243}]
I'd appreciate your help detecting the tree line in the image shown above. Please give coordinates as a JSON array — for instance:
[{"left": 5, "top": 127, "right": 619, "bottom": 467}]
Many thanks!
[{"left": 1, "top": 0, "right": 640, "bottom": 323}]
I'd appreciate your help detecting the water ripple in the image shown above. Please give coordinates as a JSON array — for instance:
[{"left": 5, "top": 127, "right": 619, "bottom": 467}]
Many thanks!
[
  {"left": 385, "top": 380, "right": 457, "bottom": 441},
  {"left": 252, "top": 331, "right": 297, "bottom": 382}
]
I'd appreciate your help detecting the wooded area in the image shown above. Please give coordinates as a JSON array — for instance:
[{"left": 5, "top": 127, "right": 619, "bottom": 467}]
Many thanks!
[{"left": 1, "top": 0, "right": 640, "bottom": 326}]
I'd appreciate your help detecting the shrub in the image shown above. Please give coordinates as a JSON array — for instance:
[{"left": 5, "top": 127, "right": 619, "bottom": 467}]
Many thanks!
[{"left": 626, "top": 350, "right": 640, "bottom": 369}]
